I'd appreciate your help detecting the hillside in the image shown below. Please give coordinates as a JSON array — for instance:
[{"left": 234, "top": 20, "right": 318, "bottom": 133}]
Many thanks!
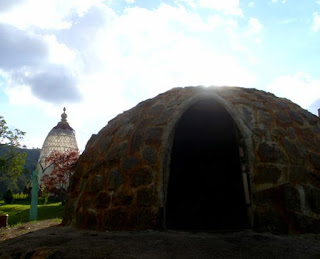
[{"left": 0, "top": 147, "right": 41, "bottom": 194}]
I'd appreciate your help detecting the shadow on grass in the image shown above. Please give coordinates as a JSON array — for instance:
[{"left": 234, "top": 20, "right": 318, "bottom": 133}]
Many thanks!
[
  {"left": 0, "top": 224, "right": 67, "bottom": 258},
  {"left": 0, "top": 202, "right": 65, "bottom": 226}
]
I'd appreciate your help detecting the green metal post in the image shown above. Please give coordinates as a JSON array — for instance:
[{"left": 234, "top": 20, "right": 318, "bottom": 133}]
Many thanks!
[{"left": 29, "top": 169, "right": 39, "bottom": 221}]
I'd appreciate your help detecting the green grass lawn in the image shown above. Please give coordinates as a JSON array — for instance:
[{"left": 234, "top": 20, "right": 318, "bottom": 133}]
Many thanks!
[{"left": 0, "top": 199, "right": 65, "bottom": 226}]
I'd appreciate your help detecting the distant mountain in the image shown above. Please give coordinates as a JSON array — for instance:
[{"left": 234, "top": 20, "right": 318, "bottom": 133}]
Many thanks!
[{"left": 0, "top": 147, "right": 41, "bottom": 194}]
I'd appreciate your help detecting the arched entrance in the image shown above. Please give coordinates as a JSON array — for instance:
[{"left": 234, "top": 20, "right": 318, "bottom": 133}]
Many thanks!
[{"left": 166, "top": 99, "right": 249, "bottom": 231}]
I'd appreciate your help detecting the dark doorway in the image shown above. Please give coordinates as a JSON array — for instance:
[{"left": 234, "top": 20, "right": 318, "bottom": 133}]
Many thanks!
[{"left": 166, "top": 99, "right": 248, "bottom": 231}]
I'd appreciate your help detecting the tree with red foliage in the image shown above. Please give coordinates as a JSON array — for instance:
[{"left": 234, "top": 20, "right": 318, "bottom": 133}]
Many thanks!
[{"left": 41, "top": 149, "right": 79, "bottom": 201}]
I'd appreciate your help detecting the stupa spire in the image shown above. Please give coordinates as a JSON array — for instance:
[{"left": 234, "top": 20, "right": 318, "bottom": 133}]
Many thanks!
[{"left": 61, "top": 107, "right": 67, "bottom": 123}]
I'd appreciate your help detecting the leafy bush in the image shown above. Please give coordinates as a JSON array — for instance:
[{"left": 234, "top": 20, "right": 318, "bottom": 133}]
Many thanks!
[
  {"left": 12, "top": 192, "right": 28, "bottom": 200},
  {"left": 3, "top": 189, "right": 14, "bottom": 204},
  {"left": 41, "top": 188, "right": 49, "bottom": 205}
]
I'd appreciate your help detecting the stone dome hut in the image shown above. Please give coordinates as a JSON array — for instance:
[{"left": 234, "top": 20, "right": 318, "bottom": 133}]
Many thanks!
[{"left": 63, "top": 86, "right": 320, "bottom": 233}]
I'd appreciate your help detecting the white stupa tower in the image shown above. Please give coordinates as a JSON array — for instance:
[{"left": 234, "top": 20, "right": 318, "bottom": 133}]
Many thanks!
[{"left": 37, "top": 107, "right": 78, "bottom": 180}]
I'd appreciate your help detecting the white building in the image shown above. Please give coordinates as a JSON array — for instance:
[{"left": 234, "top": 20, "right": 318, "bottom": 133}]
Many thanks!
[{"left": 37, "top": 108, "right": 78, "bottom": 183}]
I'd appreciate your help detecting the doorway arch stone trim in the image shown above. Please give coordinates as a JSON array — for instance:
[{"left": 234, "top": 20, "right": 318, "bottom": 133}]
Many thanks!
[{"left": 160, "top": 91, "right": 253, "bottom": 229}]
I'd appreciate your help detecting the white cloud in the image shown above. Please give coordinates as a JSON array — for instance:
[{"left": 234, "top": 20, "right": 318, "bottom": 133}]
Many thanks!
[
  {"left": 43, "top": 35, "right": 76, "bottom": 65},
  {"left": 225, "top": 16, "right": 262, "bottom": 64},
  {"left": 0, "top": 0, "right": 104, "bottom": 30},
  {"left": 312, "top": 12, "right": 320, "bottom": 32},
  {"left": 248, "top": 18, "right": 262, "bottom": 34},
  {"left": 207, "top": 15, "right": 239, "bottom": 31},
  {"left": 267, "top": 73, "right": 320, "bottom": 109},
  {"left": 248, "top": 2, "right": 255, "bottom": 7},
  {"left": 125, "top": 0, "right": 135, "bottom": 3},
  {"left": 175, "top": 0, "right": 197, "bottom": 8},
  {"left": 2, "top": 2, "right": 260, "bottom": 149},
  {"left": 4, "top": 84, "right": 38, "bottom": 105},
  {"left": 72, "top": 4, "right": 256, "bottom": 148},
  {"left": 198, "top": 0, "right": 243, "bottom": 16},
  {"left": 90, "top": 4, "right": 256, "bottom": 95}
]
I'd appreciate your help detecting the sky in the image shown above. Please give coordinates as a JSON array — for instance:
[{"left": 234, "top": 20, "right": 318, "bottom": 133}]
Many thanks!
[{"left": 0, "top": 0, "right": 319, "bottom": 151}]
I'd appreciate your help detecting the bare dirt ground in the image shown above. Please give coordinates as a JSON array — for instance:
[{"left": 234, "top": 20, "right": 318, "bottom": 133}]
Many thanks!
[{"left": 1, "top": 220, "right": 320, "bottom": 258}]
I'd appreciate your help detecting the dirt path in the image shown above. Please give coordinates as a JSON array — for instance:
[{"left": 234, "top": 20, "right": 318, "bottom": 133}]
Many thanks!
[
  {"left": 1, "top": 221, "right": 320, "bottom": 258},
  {"left": 0, "top": 219, "right": 60, "bottom": 242}
]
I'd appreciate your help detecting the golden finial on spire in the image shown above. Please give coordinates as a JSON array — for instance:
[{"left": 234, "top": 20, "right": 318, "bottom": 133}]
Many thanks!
[{"left": 61, "top": 107, "right": 67, "bottom": 122}]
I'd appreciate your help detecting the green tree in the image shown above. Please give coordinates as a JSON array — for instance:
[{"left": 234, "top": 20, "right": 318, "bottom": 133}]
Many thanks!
[
  {"left": 0, "top": 115, "right": 27, "bottom": 190},
  {"left": 41, "top": 149, "right": 79, "bottom": 203},
  {"left": 3, "top": 188, "right": 13, "bottom": 204}
]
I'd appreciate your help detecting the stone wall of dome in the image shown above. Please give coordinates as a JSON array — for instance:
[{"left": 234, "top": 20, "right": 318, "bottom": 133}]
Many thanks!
[{"left": 63, "top": 86, "right": 320, "bottom": 233}]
